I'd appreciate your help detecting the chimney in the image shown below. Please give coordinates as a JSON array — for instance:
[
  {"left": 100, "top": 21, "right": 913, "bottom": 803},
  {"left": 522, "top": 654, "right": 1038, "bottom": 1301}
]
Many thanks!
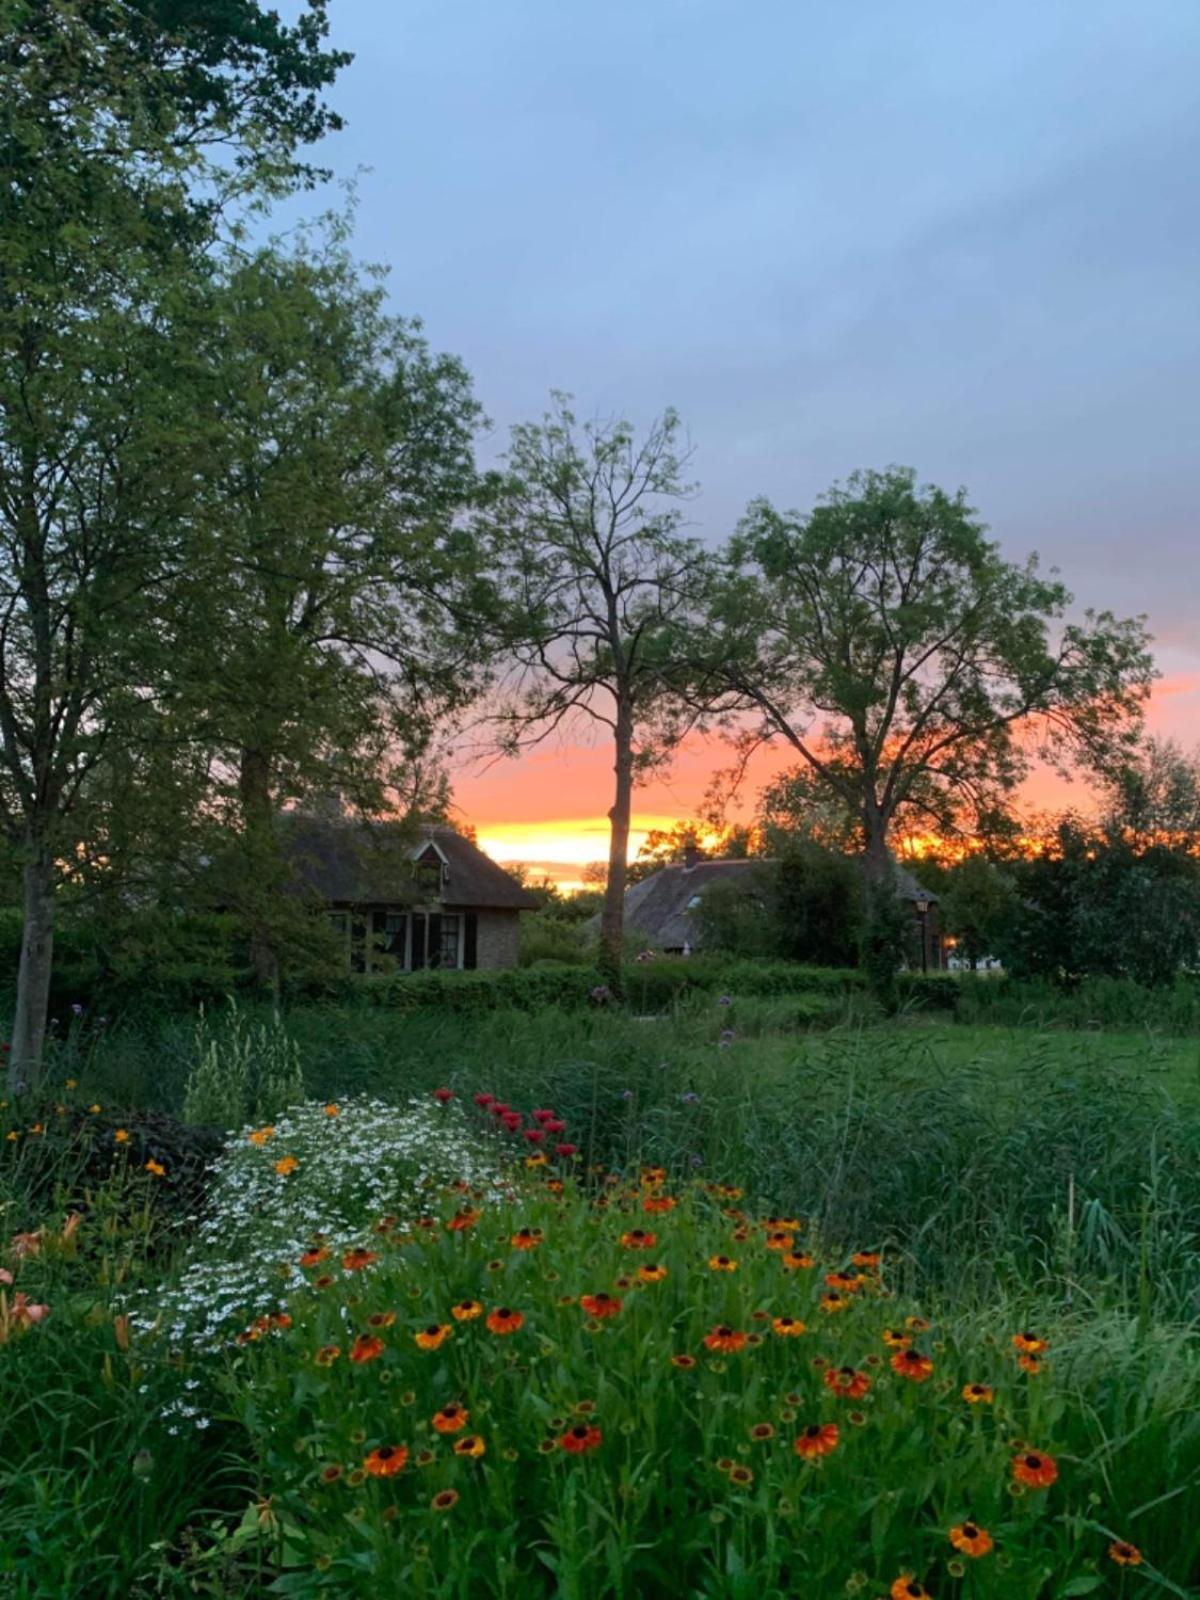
[{"left": 683, "top": 839, "right": 702, "bottom": 871}]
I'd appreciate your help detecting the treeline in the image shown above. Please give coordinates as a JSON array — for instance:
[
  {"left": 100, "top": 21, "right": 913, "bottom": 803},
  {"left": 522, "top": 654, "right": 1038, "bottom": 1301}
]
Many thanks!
[{"left": 0, "top": 3, "right": 1165, "bottom": 1085}]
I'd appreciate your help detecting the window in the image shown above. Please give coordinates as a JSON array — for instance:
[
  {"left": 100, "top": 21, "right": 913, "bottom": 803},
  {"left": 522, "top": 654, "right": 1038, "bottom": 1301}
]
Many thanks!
[{"left": 435, "top": 914, "right": 461, "bottom": 970}]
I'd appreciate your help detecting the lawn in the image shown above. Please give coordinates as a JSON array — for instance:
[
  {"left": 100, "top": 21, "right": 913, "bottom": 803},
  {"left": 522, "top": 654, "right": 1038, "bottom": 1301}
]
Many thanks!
[{"left": 2, "top": 990, "right": 1199, "bottom": 1596}]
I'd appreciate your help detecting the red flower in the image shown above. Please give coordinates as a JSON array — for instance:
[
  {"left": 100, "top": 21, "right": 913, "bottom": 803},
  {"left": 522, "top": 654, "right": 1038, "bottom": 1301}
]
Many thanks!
[
  {"left": 558, "top": 1424, "right": 602, "bottom": 1455},
  {"left": 532, "top": 1108, "right": 556, "bottom": 1124},
  {"left": 473, "top": 1092, "right": 495, "bottom": 1107},
  {"left": 523, "top": 1128, "right": 546, "bottom": 1144},
  {"left": 555, "top": 1142, "right": 578, "bottom": 1156},
  {"left": 489, "top": 1101, "right": 509, "bottom": 1117},
  {"left": 544, "top": 1118, "right": 566, "bottom": 1135},
  {"left": 502, "top": 1111, "right": 523, "bottom": 1131},
  {"left": 580, "top": 1293, "right": 622, "bottom": 1318},
  {"left": 432, "top": 1088, "right": 454, "bottom": 1104}
]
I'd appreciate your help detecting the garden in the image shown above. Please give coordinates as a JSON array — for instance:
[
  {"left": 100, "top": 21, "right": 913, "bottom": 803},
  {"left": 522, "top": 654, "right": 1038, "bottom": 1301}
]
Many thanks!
[{"left": 2, "top": 982, "right": 1199, "bottom": 1597}]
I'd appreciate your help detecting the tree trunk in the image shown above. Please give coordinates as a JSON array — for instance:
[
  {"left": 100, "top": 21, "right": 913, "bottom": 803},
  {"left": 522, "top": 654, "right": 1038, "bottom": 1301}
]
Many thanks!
[
  {"left": 862, "top": 797, "right": 894, "bottom": 885},
  {"left": 9, "top": 852, "right": 56, "bottom": 1093},
  {"left": 599, "top": 700, "right": 635, "bottom": 991},
  {"left": 238, "top": 745, "right": 281, "bottom": 994}
]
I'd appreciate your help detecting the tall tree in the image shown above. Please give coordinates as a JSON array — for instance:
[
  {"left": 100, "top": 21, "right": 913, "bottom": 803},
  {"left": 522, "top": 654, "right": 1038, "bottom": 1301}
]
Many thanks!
[
  {"left": 490, "top": 396, "right": 706, "bottom": 983},
  {"left": 700, "top": 467, "right": 1156, "bottom": 884},
  {"left": 1099, "top": 737, "right": 1200, "bottom": 849},
  {"left": 181, "top": 236, "right": 489, "bottom": 987},
  {"left": 0, "top": 0, "right": 348, "bottom": 1087}
]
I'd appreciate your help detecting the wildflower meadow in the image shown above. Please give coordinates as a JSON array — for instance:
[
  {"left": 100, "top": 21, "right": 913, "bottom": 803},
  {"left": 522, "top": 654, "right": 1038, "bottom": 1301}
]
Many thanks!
[{"left": 2, "top": 994, "right": 1199, "bottom": 1596}]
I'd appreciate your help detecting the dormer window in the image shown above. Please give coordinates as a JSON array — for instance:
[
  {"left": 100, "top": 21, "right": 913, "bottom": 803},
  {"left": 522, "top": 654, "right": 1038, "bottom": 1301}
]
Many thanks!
[{"left": 414, "top": 843, "right": 447, "bottom": 899}]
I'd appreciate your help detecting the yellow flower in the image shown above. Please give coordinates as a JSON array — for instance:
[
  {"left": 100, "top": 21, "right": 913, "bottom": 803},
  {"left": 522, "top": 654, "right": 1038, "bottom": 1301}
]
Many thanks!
[{"left": 65, "top": 1079, "right": 77, "bottom": 1090}]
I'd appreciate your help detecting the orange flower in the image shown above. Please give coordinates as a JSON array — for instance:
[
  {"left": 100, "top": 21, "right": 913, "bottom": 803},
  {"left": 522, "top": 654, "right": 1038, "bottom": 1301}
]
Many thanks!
[
  {"left": 670, "top": 1353, "right": 697, "bottom": 1369},
  {"left": 708, "top": 1254, "right": 738, "bottom": 1272},
  {"left": 432, "top": 1403, "right": 469, "bottom": 1434},
  {"left": 363, "top": 1444, "right": 408, "bottom": 1478},
  {"left": 852, "top": 1251, "right": 881, "bottom": 1268},
  {"left": 1012, "top": 1331, "right": 1049, "bottom": 1354},
  {"left": 367, "top": 1310, "right": 396, "bottom": 1329},
  {"left": 643, "top": 1195, "right": 675, "bottom": 1213},
  {"left": 447, "top": 1209, "right": 481, "bottom": 1232},
  {"left": 299, "top": 1246, "right": 329, "bottom": 1268},
  {"left": 782, "top": 1251, "right": 815, "bottom": 1270},
  {"left": 703, "top": 1324, "right": 747, "bottom": 1353},
  {"left": 324, "top": 1103, "right": 339, "bottom": 1117},
  {"left": 349, "top": 1334, "right": 384, "bottom": 1364},
  {"left": 819, "top": 1291, "right": 848, "bottom": 1314},
  {"left": 1108, "top": 1541, "right": 1142, "bottom": 1567},
  {"left": 314, "top": 1344, "right": 341, "bottom": 1366},
  {"left": 453, "top": 1433, "right": 486, "bottom": 1458},
  {"left": 1017, "top": 1353, "right": 1043, "bottom": 1374},
  {"left": 509, "top": 1227, "right": 542, "bottom": 1249},
  {"left": 580, "top": 1292, "right": 622, "bottom": 1319},
  {"left": 949, "top": 1520, "right": 993, "bottom": 1557},
  {"left": 486, "top": 1307, "right": 524, "bottom": 1336},
  {"left": 905, "top": 1315, "right": 930, "bottom": 1332},
  {"left": 144, "top": 1159, "right": 166, "bottom": 1177},
  {"left": 962, "top": 1382, "right": 994, "bottom": 1404},
  {"left": 1012, "top": 1449, "right": 1058, "bottom": 1489},
  {"left": 431, "top": 1488, "right": 459, "bottom": 1511},
  {"left": 621, "top": 1229, "right": 657, "bottom": 1250},
  {"left": 772, "top": 1315, "right": 806, "bottom": 1337},
  {"left": 890, "top": 1579, "right": 931, "bottom": 1600},
  {"left": 748, "top": 1422, "right": 775, "bottom": 1441},
  {"left": 794, "top": 1423, "right": 839, "bottom": 1460},
  {"left": 764, "top": 1231, "right": 794, "bottom": 1251},
  {"left": 891, "top": 1349, "right": 934, "bottom": 1382},
  {"left": 248, "top": 1126, "right": 275, "bottom": 1146},
  {"left": 414, "top": 1323, "right": 452, "bottom": 1350},
  {"left": 342, "top": 1248, "right": 378, "bottom": 1272},
  {"left": 824, "top": 1366, "right": 871, "bottom": 1399},
  {"left": 558, "top": 1423, "right": 602, "bottom": 1455},
  {"left": 882, "top": 1328, "right": 910, "bottom": 1349},
  {"left": 113, "top": 1129, "right": 129, "bottom": 1144},
  {"left": 273, "top": 1155, "right": 298, "bottom": 1176},
  {"left": 637, "top": 1263, "right": 668, "bottom": 1283},
  {"left": 824, "top": 1269, "right": 863, "bottom": 1293},
  {"left": 451, "top": 1298, "right": 483, "bottom": 1321}
]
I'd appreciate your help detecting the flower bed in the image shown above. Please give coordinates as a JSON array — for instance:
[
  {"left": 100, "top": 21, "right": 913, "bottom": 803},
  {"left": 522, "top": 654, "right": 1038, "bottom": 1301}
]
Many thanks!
[{"left": 219, "top": 1094, "right": 1188, "bottom": 1596}]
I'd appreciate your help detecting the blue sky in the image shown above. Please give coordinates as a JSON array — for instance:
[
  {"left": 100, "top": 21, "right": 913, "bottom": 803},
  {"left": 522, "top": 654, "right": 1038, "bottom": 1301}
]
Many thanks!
[{"left": 276, "top": 1, "right": 1199, "bottom": 836}]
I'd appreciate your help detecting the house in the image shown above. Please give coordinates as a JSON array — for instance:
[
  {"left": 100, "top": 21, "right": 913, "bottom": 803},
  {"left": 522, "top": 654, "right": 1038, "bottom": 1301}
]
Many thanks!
[
  {"left": 283, "top": 816, "right": 539, "bottom": 973},
  {"left": 622, "top": 844, "right": 943, "bottom": 968}
]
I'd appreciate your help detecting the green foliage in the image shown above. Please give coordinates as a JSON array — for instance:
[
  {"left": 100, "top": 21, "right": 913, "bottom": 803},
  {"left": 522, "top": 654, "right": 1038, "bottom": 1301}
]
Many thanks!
[
  {"left": 517, "top": 909, "right": 592, "bottom": 966},
  {"left": 993, "top": 824, "right": 1200, "bottom": 985},
  {"left": 181, "top": 1003, "right": 306, "bottom": 1129},
  {"left": 858, "top": 875, "right": 909, "bottom": 1011},
  {"left": 701, "top": 466, "right": 1155, "bottom": 866}
]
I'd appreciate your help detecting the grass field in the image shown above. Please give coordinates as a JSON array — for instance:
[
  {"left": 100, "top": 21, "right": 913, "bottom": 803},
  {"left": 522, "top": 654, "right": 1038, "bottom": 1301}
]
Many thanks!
[{"left": 2, "top": 987, "right": 1199, "bottom": 1595}]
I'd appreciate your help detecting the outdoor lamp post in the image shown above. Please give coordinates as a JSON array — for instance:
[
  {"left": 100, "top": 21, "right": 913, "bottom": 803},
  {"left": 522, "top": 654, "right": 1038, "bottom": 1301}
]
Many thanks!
[{"left": 914, "top": 896, "right": 929, "bottom": 973}]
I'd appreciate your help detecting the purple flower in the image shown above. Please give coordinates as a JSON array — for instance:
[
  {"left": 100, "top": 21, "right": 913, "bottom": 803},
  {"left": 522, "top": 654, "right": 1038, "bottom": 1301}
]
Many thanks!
[
  {"left": 620, "top": 1088, "right": 635, "bottom": 1102},
  {"left": 681, "top": 1091, "right": 700, "bottom": 1104},
  {"left": 690, "top": 1154, "right": 704, "bottom": 1168}
]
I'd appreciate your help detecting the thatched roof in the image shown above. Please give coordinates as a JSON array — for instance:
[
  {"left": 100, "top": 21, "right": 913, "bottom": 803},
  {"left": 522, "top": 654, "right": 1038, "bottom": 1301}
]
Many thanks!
[
  {"left": 622, "top": 857, "right": 937, "bottom": 950},
  {"left": 282, "top": 816, "right": 539, "bottom": 911}
]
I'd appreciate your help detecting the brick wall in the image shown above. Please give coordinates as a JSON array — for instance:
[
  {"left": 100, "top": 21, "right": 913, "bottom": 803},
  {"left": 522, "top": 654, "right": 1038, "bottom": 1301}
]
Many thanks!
[{"left": 474, "top": 909, "right": 522, "bottom": 970}]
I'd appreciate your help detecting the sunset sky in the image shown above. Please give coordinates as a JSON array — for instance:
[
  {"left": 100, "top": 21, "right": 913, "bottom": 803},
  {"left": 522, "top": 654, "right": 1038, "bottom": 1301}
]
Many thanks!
[{"left": 282, "top": 1, "right": 1199, "bottom": 881}]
